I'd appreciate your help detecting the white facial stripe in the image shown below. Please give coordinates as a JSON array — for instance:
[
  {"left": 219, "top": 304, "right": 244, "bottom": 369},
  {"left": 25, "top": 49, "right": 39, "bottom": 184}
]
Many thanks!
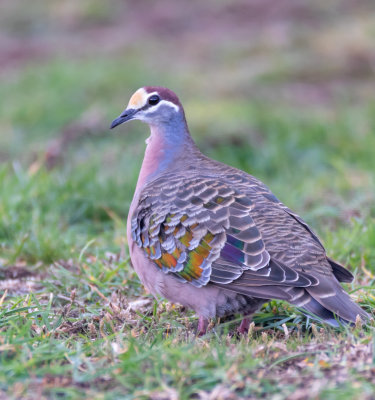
[
  {"left": 127, "top": 89, "right": 179, "bottom": 113},
  {"left": 149, "top": 99, "right": 179, "bottom": 112},
  {"left": 144, "top": 91, "right": 179, "bottom": 112}
]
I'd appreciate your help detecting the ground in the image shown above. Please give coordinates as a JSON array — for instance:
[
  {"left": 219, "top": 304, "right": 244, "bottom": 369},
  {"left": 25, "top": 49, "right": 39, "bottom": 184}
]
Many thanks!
[{"left": 0, "top": 1, "right": 375, "bottom": 399}]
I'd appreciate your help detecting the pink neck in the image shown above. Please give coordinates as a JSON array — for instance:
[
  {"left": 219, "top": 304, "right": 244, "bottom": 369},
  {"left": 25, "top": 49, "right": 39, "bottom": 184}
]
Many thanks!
[
  {"left": 135, "top": 134, "right": 164, "bottom": 191},
  {"left": 135, "top": 124, "right": 193, "bottom": 192}
]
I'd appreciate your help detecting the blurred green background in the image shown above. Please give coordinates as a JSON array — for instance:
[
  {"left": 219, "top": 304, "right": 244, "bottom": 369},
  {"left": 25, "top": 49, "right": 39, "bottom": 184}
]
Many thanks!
[{"left": 1, "top": 0, "right": 374, "bottom": 265}]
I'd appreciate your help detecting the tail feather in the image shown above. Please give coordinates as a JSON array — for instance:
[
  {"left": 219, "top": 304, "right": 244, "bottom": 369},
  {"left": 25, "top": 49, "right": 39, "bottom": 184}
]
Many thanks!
[
  {"left": 288, "top": 283, "right": 369, "bottom": 327},
  {"left": 298, "top": 296, "right": 343, "bottom": 327},
  {"left": 328, "top": 258, "right": 354, "bottom": 283},
  {"left": 306, "top": 279, "right": 369, "bottom": 323},
  {"left": 288, "top": 288, "right": 341, "bottom": 327}
]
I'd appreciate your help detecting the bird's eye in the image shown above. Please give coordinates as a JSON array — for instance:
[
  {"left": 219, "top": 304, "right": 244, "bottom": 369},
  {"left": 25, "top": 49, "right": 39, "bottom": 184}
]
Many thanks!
[{"left": 148, "top": 95, "right": 160, "bottom": 106}]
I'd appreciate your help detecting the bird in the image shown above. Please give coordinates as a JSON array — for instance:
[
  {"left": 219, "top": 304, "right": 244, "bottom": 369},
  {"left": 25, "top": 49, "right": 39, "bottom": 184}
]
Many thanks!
[{"left": 110, "top": 86, "right": 369, "bottom": 335}]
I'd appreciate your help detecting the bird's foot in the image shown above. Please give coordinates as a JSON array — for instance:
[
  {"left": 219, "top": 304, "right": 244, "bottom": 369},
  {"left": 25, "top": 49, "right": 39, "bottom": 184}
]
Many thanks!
[
  {"left": 237, "top": 317, "right": 252, "bottom": 335},
  {"left": 197, "top": 316, "right": 209, "bottom": 336}
]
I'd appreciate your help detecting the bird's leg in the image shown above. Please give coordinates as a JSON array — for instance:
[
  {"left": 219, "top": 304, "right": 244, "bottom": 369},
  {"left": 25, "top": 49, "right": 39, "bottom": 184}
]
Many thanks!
[
  {"left": 197, "top": 316, "right": 209, "bottom": 336},
  {"left": 238, "top": 317, "right": 252, "bottom": 335}
]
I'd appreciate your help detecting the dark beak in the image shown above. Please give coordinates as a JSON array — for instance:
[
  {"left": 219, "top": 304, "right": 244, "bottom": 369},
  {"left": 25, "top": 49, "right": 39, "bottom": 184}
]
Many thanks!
[{"left": 110, "top": 108, "right": 138, "bottom": 129}]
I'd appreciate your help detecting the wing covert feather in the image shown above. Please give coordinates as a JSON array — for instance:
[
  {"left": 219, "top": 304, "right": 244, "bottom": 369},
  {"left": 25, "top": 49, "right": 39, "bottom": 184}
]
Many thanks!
[
  {"left": 131, "top": 175, "right": 319, "bottom": 292},
  {"left": 132, "top": 176, "right": 271, "bottom": 287}
]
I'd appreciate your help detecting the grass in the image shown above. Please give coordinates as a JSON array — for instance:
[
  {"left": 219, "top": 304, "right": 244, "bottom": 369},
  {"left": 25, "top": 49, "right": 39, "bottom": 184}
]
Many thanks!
[{"left": 1, "top": 1, "right": 375, "bottom": 399}]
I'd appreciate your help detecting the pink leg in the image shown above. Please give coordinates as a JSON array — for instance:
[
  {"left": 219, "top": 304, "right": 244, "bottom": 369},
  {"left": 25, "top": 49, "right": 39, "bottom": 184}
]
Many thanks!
[
  {"left": 197, "top": 316, "right": 209, "bottom": 336},
  {"left": 238, "top": 317, "right": 251, "bottom": 334}
]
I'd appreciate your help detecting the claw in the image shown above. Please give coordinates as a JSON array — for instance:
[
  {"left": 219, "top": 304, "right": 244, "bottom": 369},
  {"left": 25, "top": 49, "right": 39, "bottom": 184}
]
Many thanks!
[
  {"left": 237, "top": 317, "right": 251, "bottom": 335},
  {"left": 197, "top": 316, "right": 209, "bottom": 336}
]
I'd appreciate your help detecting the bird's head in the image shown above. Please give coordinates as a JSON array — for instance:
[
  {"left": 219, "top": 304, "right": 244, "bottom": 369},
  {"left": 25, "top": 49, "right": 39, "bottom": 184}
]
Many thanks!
[{"left": 110, "top": 86, "right": 184, "bottom": 129}]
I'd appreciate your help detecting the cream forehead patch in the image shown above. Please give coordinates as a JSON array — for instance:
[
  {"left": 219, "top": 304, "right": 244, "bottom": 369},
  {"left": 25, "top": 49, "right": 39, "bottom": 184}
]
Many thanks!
[{"left": 127, "top": 88, "right": 147, "bottom": 109}]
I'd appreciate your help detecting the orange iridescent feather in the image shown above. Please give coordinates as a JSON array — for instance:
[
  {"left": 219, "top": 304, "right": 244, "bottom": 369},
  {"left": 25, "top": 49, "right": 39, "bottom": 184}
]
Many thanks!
[
  {"left": 179, "top": 230, "right": 193, "bottom": 247},
  {"left": 145, "top": 215, "right": 214, "bottom": 282},
  {"left": 177, "top": 232, "right": 214, "bottom": 280},
  {"left": 161, "top": 253, "right": 177, "bottom": 268}
]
